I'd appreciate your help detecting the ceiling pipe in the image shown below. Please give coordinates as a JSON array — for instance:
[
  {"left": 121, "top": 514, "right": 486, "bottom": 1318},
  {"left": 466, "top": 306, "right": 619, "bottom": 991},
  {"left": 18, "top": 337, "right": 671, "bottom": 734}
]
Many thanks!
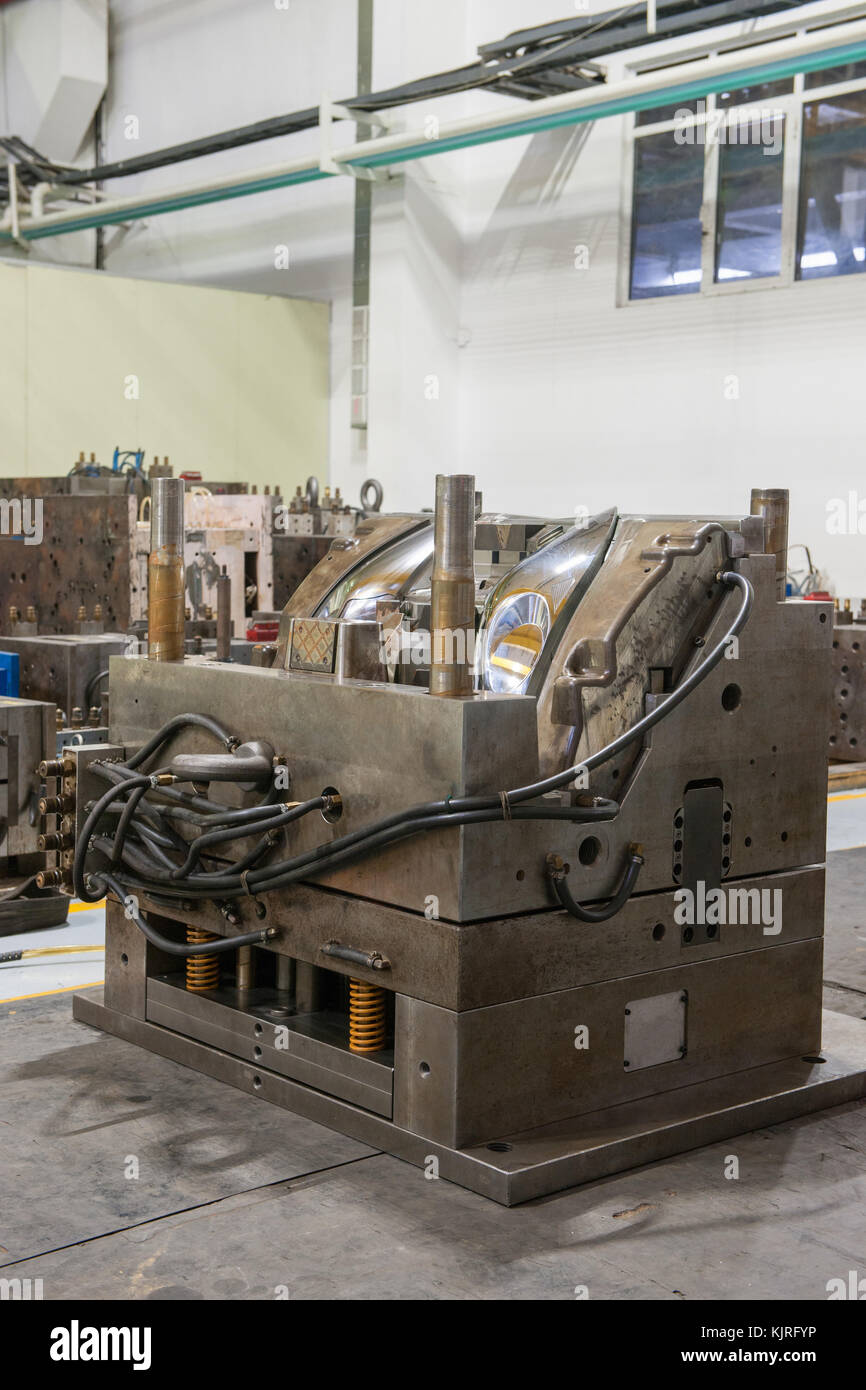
[{"left": 4, "top": 18, "right": 866, "bottom": 243}]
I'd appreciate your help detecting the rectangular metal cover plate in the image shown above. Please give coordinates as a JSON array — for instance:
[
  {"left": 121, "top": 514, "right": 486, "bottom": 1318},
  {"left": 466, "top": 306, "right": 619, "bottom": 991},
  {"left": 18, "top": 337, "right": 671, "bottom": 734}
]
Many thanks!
[
  {"left": 290, "top": 618, "right": 337, "bottom": 673},
  {"left": 624, "top": 990, "right": 687, "bottom": 1072}
]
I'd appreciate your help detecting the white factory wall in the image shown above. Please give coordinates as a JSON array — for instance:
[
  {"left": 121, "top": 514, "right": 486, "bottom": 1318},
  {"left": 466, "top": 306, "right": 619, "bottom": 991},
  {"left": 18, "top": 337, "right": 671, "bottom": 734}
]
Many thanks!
[
  {"left": 7, "top": 0, "right": 866, "bottom": 590},
  {"left": 93, "top": 0, "right": 359, "bottom": 492},
  {"left": 0, "top": 260, "right": 329, "bottom": 484},
  {"left": 368, "top": 0, "right": 866, "bottom": 596}
]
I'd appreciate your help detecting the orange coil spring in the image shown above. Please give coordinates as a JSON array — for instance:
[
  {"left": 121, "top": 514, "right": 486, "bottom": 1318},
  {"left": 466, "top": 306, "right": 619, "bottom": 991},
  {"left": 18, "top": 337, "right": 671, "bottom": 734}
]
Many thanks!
[
  {"left": 186, "top": 927, "right": 220, "bottom": 992},
  {"left": 348, "top": 978, "right": 386, "bottom": 1054}
]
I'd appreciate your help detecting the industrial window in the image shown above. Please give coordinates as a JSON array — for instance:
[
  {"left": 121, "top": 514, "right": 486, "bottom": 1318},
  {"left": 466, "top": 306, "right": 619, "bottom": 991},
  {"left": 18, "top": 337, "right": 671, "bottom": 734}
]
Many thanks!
[
  {"left": 798, "top": 87, "right": 866, "bottom": 278},
  {"left": 623, "top": 59, "right": 866, "bottom": 301},
  {"left": 715, "top": 114, "right": 786, "bottom": 281},
  {"left": 630, "top": 130, "right": 704, "bottom": 297}
]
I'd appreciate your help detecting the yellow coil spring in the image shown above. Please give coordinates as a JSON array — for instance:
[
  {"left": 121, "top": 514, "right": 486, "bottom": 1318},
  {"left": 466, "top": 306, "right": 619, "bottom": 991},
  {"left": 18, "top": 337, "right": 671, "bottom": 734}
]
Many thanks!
[
  {"left": 348, "top": 977, "right": 386, "bottom": 1054},
  {"left": 186, "top": 927, "right": 220, "bottom": 992}
]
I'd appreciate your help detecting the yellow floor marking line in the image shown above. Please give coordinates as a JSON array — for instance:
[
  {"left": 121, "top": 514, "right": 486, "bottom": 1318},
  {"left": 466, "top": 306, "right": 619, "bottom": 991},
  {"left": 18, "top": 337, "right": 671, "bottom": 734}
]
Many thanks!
[{"left": 1, "top": 980, "right": 104, "bottom": 1004}]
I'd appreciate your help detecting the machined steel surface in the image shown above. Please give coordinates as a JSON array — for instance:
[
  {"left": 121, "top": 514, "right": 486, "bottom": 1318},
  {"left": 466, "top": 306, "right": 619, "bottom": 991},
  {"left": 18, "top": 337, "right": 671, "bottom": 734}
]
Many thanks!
[
  {"left": 72, "top": 993, "right": 866, "bottom": 1206},
  {"left": 148, "top": 478, "right": 185, "bottom": 662},
  {"left": 73, "top": 488, "right": 847, "bottom": 1206},
  {"left": 750, "top": 487, "right": 789, "bottom": 603},
  {"left": 430, "top": 473, "right": 476, "bottom": 698},
  {"left": 0, "top": 489, "right": 275, "bottom": 641},
  {"left": 392, "top": 939, "right": 822, "bottom": 1146},
  {"left": 138, "top": 865, "right": 825, "bottom": 1012},
  {"left": 0, "top": 696, "right": 54, "bottom": 862},
  {"left": 146, "top": 975, "right": 394, "bottom": 1117},
  {"left": 272, "top": 534, "right": 333, "bottom": 610},
  {"left": 0, "top": 633, "right": 128, "bottom": 715},
  {"left": 830, "top": 617, "right": 866, "bottom": 761},
  {"left": 0, "top": 494, "right": 139, "bottom": 633},
  {"left": 106, "top": 554, "right": 830, "bottom": 922}
]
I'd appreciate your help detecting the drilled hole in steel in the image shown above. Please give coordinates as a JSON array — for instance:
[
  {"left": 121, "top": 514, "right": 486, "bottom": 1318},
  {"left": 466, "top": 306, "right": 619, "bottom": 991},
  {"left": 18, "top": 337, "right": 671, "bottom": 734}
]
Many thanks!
[{"left": 578, "top": 837, "right": 601, "bottom": 867}]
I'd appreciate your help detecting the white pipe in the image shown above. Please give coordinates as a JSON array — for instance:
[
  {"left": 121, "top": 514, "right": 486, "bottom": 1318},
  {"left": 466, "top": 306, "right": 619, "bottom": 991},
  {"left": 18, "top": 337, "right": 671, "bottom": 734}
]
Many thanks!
[
  {"left": 31, "top": 181, "right": 109, "bottom": 216},
  {"left": 7, "top": 161, "right": 20, "bottom": 240},
  {"left": 10, "top": 15, "right": 866, "bottom": 239},
  {"left": 328, "top": 16, "right": 866, "bottom": 163}
]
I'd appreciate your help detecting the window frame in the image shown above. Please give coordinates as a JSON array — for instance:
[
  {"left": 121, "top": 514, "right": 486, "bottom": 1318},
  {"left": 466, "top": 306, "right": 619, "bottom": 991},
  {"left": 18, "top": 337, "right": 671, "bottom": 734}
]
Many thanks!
[{"left": 619, "top": 65, "right": 866, "bottom": 304}]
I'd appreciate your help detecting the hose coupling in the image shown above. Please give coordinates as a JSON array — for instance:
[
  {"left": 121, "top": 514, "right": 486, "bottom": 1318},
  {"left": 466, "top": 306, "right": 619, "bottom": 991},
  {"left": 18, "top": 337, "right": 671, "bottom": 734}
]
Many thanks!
[{"left": 546, "top": 852, "right": 567, "bottom": 881}]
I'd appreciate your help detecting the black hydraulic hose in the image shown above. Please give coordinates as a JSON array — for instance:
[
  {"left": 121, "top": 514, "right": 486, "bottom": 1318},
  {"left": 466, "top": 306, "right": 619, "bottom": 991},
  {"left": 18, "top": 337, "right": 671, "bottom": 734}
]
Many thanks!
[
  {"left": 202, "top": 570, "right": 753, "bottom": 876},
  {"left": 109, "top": 759, "right": 283, "bottom": 823},
  {"left": 128, "top": 827, "right": 183, "bottom": 872},
  {"left": 92, "top": 872, "right": 275, "bottom": 955},
  {"left": 76, "top": 574, "right": 751, "bottom": 900},
  {"left": 73, "top": 773, "right": 156, "bottom": 902},
  {"left": 125, "top": 713, "right": 238, "bottom": 771},
  {"left": 107, "top": 764, "right": 281, "bottom": 870},
  {"left": 505, "top": 571, "right": 754, "bottom": 804},
  {"left": 85, "top": 668, "right": 110, "bottom": 710},
  {"left": 40, "top": 21, "right": 609, "bottom": 189},
  {"left": 126, "top": 819, "right": 179, "bottom": 852},
  {"left": 111, "top": 783, "right": 149, "bottom": 864},
  {"left": 0, "top": 874, "right": 39, "bottom": 903},
  {"left": 170, "top": 798, "right": 326, "bottom": 879},
  {"left": 153, "top": 795, "right": 283, "bottom": 828},
  {"left": 246, "top": 798, "right": 621, "bottom": 892},
  {"left": 95, "top": 801, "right": 622, "bottom": 901},
  {"left": 548, "top": 844, "right": 644, "bottom": 923}
]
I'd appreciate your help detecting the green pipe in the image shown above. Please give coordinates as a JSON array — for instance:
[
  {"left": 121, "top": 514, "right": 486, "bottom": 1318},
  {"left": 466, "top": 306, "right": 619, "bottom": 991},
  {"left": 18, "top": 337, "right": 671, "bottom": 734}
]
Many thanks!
[
  {"left": 15, "top": 167, "right": 332, "bottom": 241},
  {"left": 5, "top": 35, "right": 866, "bottom": 242},
  {"left": 355, "top": 36, "right": 866, "bottom": 167}
]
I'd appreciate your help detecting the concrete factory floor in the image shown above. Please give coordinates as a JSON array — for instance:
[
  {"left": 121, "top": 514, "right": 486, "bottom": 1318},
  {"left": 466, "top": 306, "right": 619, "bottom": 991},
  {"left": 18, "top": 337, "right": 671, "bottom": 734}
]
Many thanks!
[{"left": 1, "top": 795, "right": 865, "bottom": 1301}]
